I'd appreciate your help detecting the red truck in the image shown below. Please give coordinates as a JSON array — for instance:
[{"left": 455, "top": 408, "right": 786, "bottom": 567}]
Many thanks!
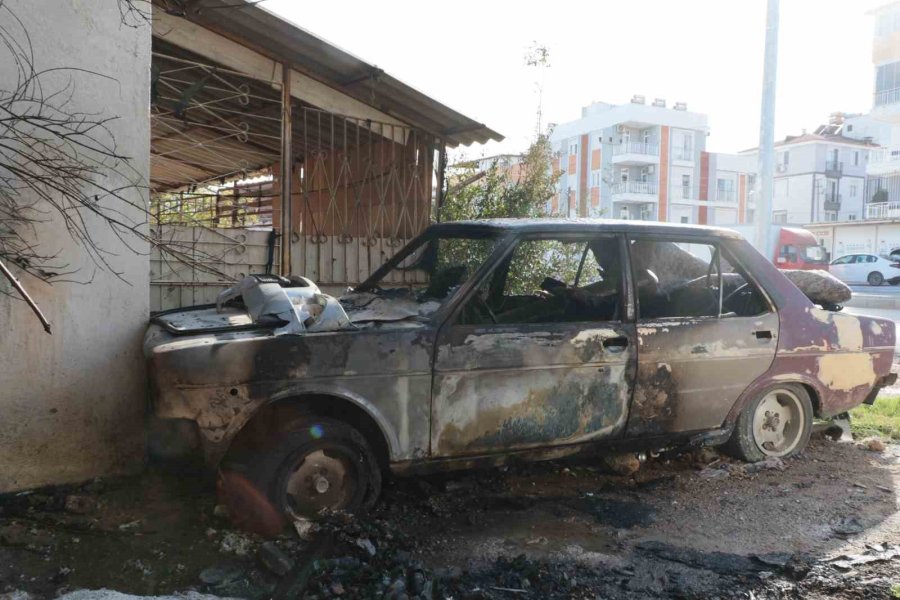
[{"left": 733, "top": 225, "right": 829, "bottom": 270}]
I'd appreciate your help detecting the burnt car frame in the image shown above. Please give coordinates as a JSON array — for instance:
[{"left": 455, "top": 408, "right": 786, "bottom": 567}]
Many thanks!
[{"left": 145, "top": 219, "right": 896, "bottom": 528}]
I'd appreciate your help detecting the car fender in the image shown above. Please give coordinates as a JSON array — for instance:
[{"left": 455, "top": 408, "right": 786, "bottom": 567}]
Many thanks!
[
  {"left": 265, "top": 382, "right": 402, "bottom": 459},
  {"left": 723, "top": 367, "right": 826, "bottom": 426}
]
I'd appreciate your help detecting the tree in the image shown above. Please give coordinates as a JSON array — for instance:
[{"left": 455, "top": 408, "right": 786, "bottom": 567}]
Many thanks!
[{"left": 441, "top": 134, "right": 560, "bottom": 222}]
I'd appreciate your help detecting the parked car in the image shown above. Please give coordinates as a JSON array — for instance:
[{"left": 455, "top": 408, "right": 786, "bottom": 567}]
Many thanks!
[
  {"left": 145, "top": 220, "right": 896, "bottom": 532},
  {"left": 828, "top": 253, "right": 900, "bottom": 286}
]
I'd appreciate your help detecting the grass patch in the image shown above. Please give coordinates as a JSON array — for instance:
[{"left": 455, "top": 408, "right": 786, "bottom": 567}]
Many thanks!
[{"left": 850, "top": 395, "right": 900, "bottom": 441}]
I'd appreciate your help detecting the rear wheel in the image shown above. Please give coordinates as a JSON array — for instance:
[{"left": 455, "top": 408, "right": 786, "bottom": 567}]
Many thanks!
[
  {"left": 868, "top": 271, "right": 884, "bottom": 286},
  {"left": 723, "top": 384, "right": 813, "bottom": 462},
  {"left": 219, "top": 418, "right": 381, "bottom": 534}
]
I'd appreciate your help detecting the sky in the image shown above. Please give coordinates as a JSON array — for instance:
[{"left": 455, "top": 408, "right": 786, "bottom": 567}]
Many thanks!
[{"left": 266, "top": 0, "right": 885, "bottom": 158}]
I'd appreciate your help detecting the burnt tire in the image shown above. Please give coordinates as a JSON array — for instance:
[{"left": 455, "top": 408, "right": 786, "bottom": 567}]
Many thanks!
[
  {"left": 219, "top": 418, "right": 380, "bottom": 534},
  {"left": 868, "top": 271, "right": 884, "bottom": 286},
  {"left": 723, "top": 384, "right": 813, "bottom": 463}
]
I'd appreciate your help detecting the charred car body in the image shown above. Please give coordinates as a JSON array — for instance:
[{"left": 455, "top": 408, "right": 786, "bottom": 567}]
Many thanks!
[{"left": 145, "top": 219, "right": 896, "bottom": 528}]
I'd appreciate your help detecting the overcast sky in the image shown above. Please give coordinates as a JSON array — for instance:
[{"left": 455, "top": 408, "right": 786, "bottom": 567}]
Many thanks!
[{"left": 266, "top": 0, "right": 884, "bottom": 158}]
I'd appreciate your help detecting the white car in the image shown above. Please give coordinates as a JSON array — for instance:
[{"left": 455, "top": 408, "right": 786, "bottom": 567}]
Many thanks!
[{"left": 828, "top": 253, "right": 900, "bottom": 286}]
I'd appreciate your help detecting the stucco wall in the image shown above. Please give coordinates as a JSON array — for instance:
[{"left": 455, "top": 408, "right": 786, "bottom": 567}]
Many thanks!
[{"left": 0, "top": 0, "right": 150, "bottom": 491}]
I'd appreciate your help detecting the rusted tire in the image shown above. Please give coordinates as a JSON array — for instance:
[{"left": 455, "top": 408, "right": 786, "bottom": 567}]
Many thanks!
[
  {"left": 723, "top": 384, "right": 812, "bottom": 462},
  {"left": 868, "top": 271, "right": 884, "bottom": 286},
  {"left": 220, "top": 418, "right": 380, "bottom": 534}
]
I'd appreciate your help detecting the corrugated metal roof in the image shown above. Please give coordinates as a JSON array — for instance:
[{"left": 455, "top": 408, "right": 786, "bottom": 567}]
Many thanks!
[{"left": 166, "top": 0, "right": 503, "bottom": 147}]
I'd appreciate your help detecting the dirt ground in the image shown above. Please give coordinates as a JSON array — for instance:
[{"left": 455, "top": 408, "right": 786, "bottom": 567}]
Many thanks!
[{"left": 1, "top": 435, "right": 899, "bottom": 599}]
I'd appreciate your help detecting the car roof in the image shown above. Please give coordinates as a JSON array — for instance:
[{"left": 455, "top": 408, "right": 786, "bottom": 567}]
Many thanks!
[{"left": 429, "top": 218, "right": 745, "bottom": 239}]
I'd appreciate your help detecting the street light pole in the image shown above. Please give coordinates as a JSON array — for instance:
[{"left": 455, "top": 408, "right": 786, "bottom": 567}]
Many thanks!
[{"left": 755, "top": 0, "right": 779, "bottom": 256}]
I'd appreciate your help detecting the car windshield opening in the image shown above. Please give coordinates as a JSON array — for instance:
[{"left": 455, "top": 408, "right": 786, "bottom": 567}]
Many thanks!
[
  {"left": 342, "top": 232, "right": 502, "bottom": 323},
  {"left": 802, "top": 245, "right": 828, "bottom": 263}
]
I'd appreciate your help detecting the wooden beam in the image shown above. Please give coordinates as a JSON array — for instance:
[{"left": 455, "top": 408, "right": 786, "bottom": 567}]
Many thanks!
[{"left": 280, "top": 62, "right": 293, "bottom": 277}]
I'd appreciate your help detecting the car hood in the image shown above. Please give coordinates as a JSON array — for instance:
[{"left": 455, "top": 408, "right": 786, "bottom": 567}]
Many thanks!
[{"left": 151, "top": 275, "right": 440, "bottom": 336}]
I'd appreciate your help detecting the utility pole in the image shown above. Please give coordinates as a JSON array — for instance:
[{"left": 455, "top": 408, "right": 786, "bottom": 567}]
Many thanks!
[{"left": 755, "top": 0, "right": 779, "bottom": 255}]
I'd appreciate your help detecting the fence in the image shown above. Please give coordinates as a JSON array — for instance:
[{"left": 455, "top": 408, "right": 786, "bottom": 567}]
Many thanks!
[{"left": 150, "top": 225, "right": 278, "bottom": 312}]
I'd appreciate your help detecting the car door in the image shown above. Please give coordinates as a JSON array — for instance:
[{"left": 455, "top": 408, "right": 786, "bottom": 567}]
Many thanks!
[
  {"left": 430, "top": 232, "right": 637, "bottom": 457},
  {"left": 829, "top": 255, "right": 853, "bottom": 282},
  {"left": 625, "top": 236, "right": 778, "bottom": 436}
]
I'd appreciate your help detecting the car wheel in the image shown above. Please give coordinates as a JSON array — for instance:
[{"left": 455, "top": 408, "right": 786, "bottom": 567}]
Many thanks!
[
  {"left": 220, "top": 418, "right": 381, "bottom": 533},
  {"left": 868, "top": 271, "right": 884, "bottom": 286},
  {"left": 723, "top": 384, "right": 813, "bottom": 462}
]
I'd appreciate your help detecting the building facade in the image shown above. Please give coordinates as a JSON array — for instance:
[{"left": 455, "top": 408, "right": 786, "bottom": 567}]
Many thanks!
[
  {"left": 548, "top": 98, "right": 754, "bottom": 226},
  {"left": 844, "top": 1, "right": 900, "bottom": 219},
  {"left": 740, "top": 130, "right": 873, "bottom": 224},
  {"left": 0, "top": 0, "right": 151, "bottom": 491}
]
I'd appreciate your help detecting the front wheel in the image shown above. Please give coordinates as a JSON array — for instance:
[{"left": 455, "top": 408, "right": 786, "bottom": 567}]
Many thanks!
[
  {"left": 868, "top": 271, "right": 884, "bottom": 286},
  {"left": 723, "top": 384, "right": 813, "bottom": 462},
  {"left": 220, "top": 418, "right": 381, "bottom": 534}
]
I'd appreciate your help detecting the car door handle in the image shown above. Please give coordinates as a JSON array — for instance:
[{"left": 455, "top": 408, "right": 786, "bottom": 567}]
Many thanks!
[
  {"left": 754, "top": 330, "right": 773, "bottom": 340},
  {"left": 602, "top": 336, "right": 629, "bottom": 352}
]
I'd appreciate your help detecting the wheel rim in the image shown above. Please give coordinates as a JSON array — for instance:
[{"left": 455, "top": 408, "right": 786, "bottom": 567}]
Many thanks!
[
  {"left": 284, "top": 447, "right": 357, "bottom": 517},
  {"left": 870, "top": 272, "right": 883, "bottom": 285},
  {"left": 751, "top": 389, "right": 805, "bottom": 457}
]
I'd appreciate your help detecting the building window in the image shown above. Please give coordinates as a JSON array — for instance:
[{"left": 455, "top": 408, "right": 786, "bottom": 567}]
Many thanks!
[
  {"left": 640, "top": 166, "right": 650, "bottom": 182},
  {"left": 850, "top": 182, "right": 858, "bottom": 198},
  {"left": 778, "top": 151, "right": 790, "bottom": 170},
  {"left": 854, "top": 151, "right": 860, "bottom": 166},
  {"left": 620, "top": 168, "right": 629, "bottom": 183},
  {"left": 848, "top": 214, "right": 857, "bottom": 221},
  {"left": 717, "top": 178, "right": 735, "bottom": 202},
  {"left": 680, "top": 216, "right": 689, "bottom": 224},
  {"left": 569, "top": 142, "right": 577, "bottom": 155},
  {"left": 643, "top": 129, "right": 651, "bottom": 146},
  {"left": 826, "top": 211, "right": 838, "bottom": 222},
  {"left": 773, "top": 211, "right": 787, "bottom": 224},
  {"left": 875, "top": 61, "right": 900, "bottom": 105},
  {"left": 681, "top": 174, "right": 691, "bottom": 199}
]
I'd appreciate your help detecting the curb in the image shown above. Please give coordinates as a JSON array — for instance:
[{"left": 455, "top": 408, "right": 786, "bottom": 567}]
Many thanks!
[{"left": 844, "top": 295, "right": 900, "bottom": 310}]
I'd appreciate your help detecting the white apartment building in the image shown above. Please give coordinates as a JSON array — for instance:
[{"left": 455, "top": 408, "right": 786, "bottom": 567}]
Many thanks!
[
  {"left": 740, "top": 128, "right": 874, "bottom": 224},
  {"left": 843, "top": 1, "right": 900, "bottom": 219},
  {"left": 548, "top": 97, "right": 755, "bottom": 226}
]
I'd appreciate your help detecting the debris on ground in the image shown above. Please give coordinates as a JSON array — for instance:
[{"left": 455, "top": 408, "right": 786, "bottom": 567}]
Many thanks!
[
  {"left": 0, "top": 439, "right": 897, "bottom": 599},
  {"left": 831, "top": 516, "right": 865, "bottom": 538},
  {"left": 602, "top": 453, "right": 641, "bottom": 476},
  {"left": 863, "top": 438, "right": 888, "bottom": 452}
]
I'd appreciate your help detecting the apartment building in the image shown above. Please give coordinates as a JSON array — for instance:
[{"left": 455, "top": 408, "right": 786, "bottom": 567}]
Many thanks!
[
  {"left": 844, "top": 1, "right": 900, "bottom": 219},
  {"left": 740, "top": 127, "right": 873, "bottom": 224},
  {"left": 548, "top": 98, "right": 754, "bottom": 226},
  {"left": 549, "top": 98, "right": 704, "bottom": 222}
]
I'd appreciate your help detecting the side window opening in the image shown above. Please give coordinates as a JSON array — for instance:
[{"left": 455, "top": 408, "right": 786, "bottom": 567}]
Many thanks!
[
  {"left": 631, "top": 239, "right": 768, "bottom": 320},
  {"left": 458, "top": 236, "right": 623, "bottom": 325}
]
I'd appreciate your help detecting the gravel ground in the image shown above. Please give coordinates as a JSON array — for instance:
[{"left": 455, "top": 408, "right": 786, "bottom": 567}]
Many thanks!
[{"left": 1, "top": 436, "right": 898, "bottom": 599}]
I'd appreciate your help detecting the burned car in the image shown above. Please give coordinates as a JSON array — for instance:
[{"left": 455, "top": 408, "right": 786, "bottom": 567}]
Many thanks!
[{"left": 145, "top": 219, "right": 896, "bottom": 529}]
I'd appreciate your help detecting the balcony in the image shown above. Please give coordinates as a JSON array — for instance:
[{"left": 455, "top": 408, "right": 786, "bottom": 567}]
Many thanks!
[
  {"left": 824, "top": 193, "right": 841, "bottom": 212},
  {"left": 824, "top": 160, "right": 843, "bottom": 177},
  {"left": 610, "top": 181, "right": 658, "bottom": 203},
  {"left": 611, "top": 142, "right": 659, "bottom": 166},
  {"left": 875, "top": 87, "right": 900, "bottom": 107},
  {"left": 866, "top": 201, "right": 900, "bottom": 219},
  {"left": 868, "top": 147, "right": 900, "bottom": 176}
]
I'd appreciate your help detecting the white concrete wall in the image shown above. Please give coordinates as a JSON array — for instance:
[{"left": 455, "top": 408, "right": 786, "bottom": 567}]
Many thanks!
[{"left": 0, "top": 0, "right": 150, "bottom": 491}]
